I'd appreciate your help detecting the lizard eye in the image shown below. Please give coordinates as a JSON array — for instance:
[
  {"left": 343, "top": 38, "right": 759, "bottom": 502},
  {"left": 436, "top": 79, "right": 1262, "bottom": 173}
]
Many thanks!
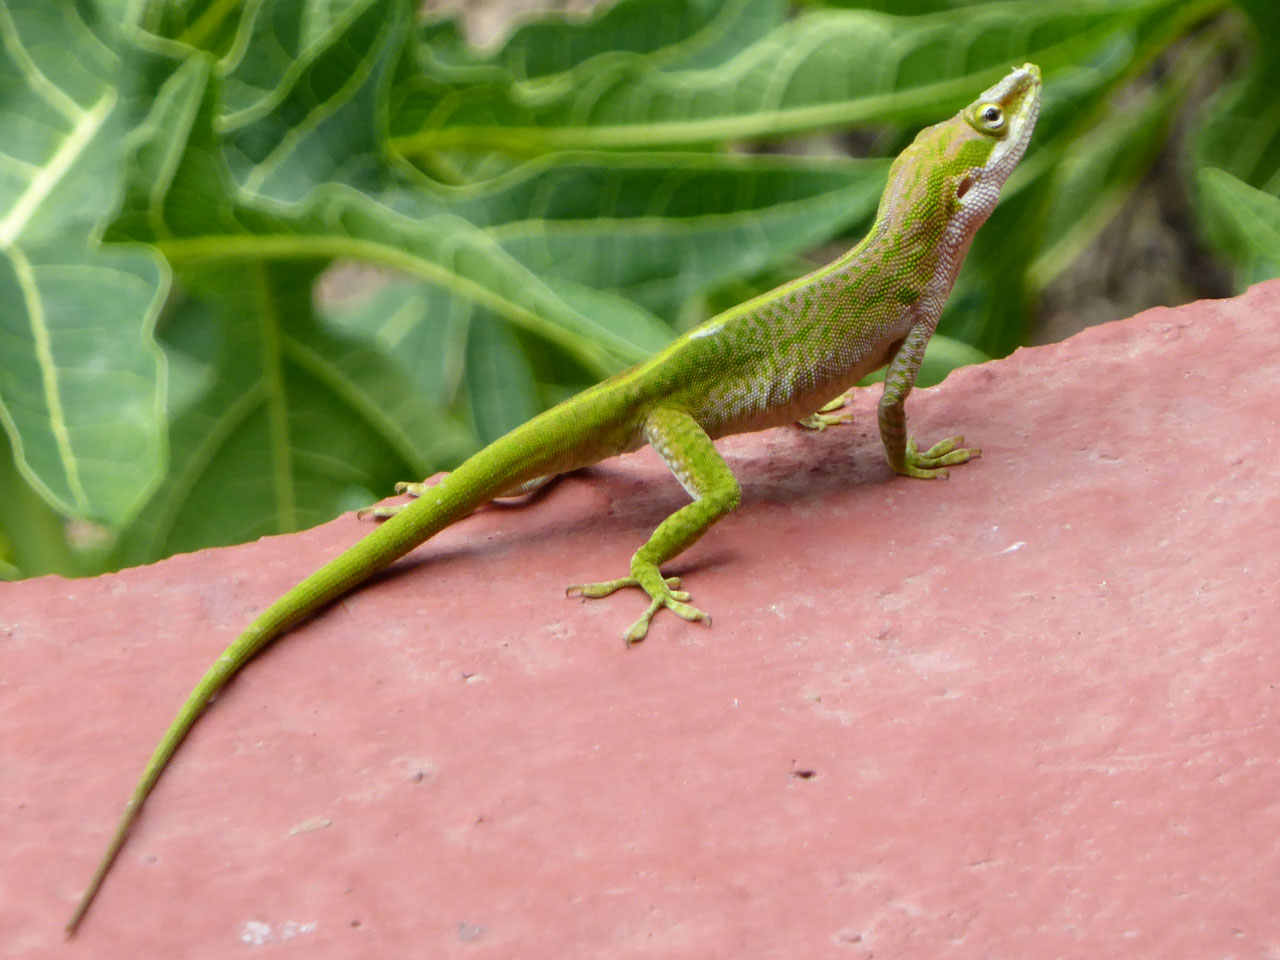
[{"left": 975, "top": 102, "right": 1006, "bottom": 133}]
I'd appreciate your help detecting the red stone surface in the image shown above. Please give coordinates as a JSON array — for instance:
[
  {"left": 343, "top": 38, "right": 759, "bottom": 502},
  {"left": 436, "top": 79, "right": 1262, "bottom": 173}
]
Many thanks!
[{"left": 3, "top": 282, "right": 1279, "bottom": 959}]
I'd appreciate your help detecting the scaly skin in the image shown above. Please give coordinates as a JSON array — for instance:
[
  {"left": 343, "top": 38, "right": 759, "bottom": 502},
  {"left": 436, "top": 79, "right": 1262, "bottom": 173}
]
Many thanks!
[{"left": 66, "top": 64, "right": 1040, "bottom": 933}]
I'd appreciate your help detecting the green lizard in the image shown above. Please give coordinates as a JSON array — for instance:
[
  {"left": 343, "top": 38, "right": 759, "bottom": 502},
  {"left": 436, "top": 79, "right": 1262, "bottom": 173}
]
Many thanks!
[{"left": 66, "top": 63, "right": 1040, "bottom": 933}]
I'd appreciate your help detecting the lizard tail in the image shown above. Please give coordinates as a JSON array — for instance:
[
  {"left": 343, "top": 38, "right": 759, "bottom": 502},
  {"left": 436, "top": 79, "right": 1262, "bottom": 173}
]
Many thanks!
[{"left": 66, "top": 430, "right": 561, "bottom": 934}]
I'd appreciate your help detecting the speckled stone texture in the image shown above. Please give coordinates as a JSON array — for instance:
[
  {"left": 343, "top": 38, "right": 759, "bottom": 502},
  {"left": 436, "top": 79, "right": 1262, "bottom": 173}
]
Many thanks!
[{"left": 4, "top": 280, "right": 1279, "bottom": 959}]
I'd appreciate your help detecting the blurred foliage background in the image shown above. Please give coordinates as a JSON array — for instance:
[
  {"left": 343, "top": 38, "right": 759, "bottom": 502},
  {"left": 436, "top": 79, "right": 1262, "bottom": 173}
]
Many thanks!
[{"left": 1, "top": 0, "right": 1276, "bottom": 581}]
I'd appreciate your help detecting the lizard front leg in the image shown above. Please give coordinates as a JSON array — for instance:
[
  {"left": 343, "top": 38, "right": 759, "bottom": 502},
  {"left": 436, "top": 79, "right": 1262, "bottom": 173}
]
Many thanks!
[
  {"left": 567, "top": 408, "right": 741, "bottom": 644},
  {"left": 879, "top": 322, "right": 980, "bottom": 479}
]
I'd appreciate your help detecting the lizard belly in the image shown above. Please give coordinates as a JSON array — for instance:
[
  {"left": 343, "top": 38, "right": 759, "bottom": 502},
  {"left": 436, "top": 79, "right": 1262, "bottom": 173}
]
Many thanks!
[{"left": 697, "top": 331, "right": 907, "bottom": 439}]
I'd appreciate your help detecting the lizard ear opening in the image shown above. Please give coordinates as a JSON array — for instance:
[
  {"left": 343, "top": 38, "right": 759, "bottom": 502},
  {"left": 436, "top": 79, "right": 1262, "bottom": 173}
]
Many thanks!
[{"left": 956, "top": 173, "right": 975, "bottom": 200}]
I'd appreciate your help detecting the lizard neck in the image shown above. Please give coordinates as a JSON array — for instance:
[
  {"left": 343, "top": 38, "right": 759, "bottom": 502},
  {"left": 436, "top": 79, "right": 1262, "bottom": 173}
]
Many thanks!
[{"left": 829, "top": 124, "right": 998, "bottom": 331}]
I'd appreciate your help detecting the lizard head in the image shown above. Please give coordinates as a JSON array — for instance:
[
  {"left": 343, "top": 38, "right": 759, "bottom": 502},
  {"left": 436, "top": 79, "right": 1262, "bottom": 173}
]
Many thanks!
[
  {"left": 879, "top": 63, "right": 1041, "bottom": 244},
  {"left": 951, "top": 62, "right": 1042, "bottom": 206}
]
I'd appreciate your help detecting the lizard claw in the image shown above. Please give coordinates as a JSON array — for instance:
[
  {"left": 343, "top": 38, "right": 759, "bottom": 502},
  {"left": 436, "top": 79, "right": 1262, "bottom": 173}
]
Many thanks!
[
  {"left": 567, "top": 572, "right": 706, "bottom": 644},
  {"left": 797, "top": 388, "right": 857, "bottom": 431},
  {"left": 357, "top": 479, "right": 434, "bottom": 521},
  {"left": 895, "top": 435, "right": 981, "bottom": 480}
]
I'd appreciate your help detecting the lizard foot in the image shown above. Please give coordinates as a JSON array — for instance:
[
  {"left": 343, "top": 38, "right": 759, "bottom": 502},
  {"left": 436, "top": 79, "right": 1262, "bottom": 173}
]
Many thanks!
[
  {"left": 896, "top": 435, "right": 981, "bottom": 480},
  {"left": 797, "top": 388, "right": 857, "bottom": 431},
  {"left": 356, "top": 480, "right": 432, "bottom": 520},
  {"left": 357, "top": 475, "right": 552, "bottom": 521},
  {"left": 566, "top": 572, "right": 709, "bottom": 645}
]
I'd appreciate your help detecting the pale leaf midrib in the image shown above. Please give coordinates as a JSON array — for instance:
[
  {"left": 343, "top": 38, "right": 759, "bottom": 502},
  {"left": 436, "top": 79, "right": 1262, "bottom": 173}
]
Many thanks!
[
  {"left": 0, "top": 92, "right": 116, "bottom": 248},
  {"left": 250, "top": 263, "right": 297, "bottom": 532},
  {"left": 156, "top": 233, "right": 639, "bottom": 372},
  {"left": 5, "top": 246, "right": 89, "bottom": 510}
]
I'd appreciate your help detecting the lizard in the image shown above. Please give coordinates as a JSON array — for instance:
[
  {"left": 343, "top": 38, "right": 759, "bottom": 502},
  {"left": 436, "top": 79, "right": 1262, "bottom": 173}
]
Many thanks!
[{"left": 66, "top": 63, "right": 1041, "bottom": 933}]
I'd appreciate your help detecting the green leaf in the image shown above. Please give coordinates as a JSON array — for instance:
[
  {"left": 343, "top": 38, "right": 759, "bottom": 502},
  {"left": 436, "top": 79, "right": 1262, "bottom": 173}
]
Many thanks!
[
  {"left": 135, "top": 0, "right": 256, "bottom": 54},
  {"left": 394, "top": 0, "right": 1183, "bottom": 158},
  {"left": 112, "top": 261, "right": 472, "bottom": 566},
  {"left": 538, "top": 276, "right": 674, "bottom": 355},
  {"left": 1195, "top": 168, "right": 1280, "bottom": 282},
  {"left": 1190, "top": 6, "right": 1278, "bottom": 183},
  {"left": 472, "top": 153, "right": 889, "bottom": 323},
  {"left": 221, "top": 0, "right": 386, "bottom": 117},
  {"left": 0, "top": 424, "right": 85, "bottom": 578},
  {"left": 0, "top": 0, "right": 169, "bottom": 527},
  {"left": 112, "top": 6, "right": 890, "bottom": 366},
  {"left": 108, "top": 6, "right": 647, "bottom": 377},
  {"left": 419, "top": 0, "right": 787, "bottom": 80},
  {"left": 1190, "top": 0, "right": 1280, "bottom": 281},
  {"left": 463, "top": 315, "right": 542, "bottom": 442},
  {"left": 808, "top": 0, "right": 1000, "bottom": 11},
  {"left": 318, "top": 273, "right": 471, "bottom": 409},
  {"left": 400, "top": 0, "right": 787, "bottom": 180}
]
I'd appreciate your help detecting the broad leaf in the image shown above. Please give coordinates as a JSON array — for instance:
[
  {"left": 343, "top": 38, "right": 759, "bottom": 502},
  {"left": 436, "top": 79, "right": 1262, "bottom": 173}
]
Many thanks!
[
  {"left": 470, "top": 153, "right": 889, "bottom": 323},
  {"left": 394, "top": 0, "right": 1184, "bottom": 158},
  {"left": 419, "top": 0, "right": 787, "bottom": 79},
  {"left": 1196, "top": 169, "right": 1280, "bottom": 283},
  {"left": 112, "top": 261, "right": 473, "bottom": 565},
  {"left": 1190, "top": 0, "right": 1280, "bottom": 284},
  {"left": 0, "top": 1, "right": 170, "bottom": 527}
]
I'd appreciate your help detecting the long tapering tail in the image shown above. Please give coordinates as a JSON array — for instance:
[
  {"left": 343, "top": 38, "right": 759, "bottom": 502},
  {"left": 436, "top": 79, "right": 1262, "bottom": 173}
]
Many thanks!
[{"left": 66, "top": 427, "right": 558, "bottom": 933}]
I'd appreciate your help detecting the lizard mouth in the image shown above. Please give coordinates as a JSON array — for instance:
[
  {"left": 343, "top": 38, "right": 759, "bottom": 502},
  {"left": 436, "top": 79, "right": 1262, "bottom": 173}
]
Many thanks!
[{"left": 984, "top": 63, "right": 1042, "bottom": 183}]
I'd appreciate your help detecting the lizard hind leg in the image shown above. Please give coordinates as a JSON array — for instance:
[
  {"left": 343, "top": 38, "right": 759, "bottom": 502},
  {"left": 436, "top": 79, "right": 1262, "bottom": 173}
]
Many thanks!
[
  {"left": 566, "top": 408, "right": 741, "bottom": 644},
  {"left": 797, "top": 386, "right": 858, "bottom": 431},
  {"left": 358, "top": 474, "right": 554, "bottom": 520}
]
